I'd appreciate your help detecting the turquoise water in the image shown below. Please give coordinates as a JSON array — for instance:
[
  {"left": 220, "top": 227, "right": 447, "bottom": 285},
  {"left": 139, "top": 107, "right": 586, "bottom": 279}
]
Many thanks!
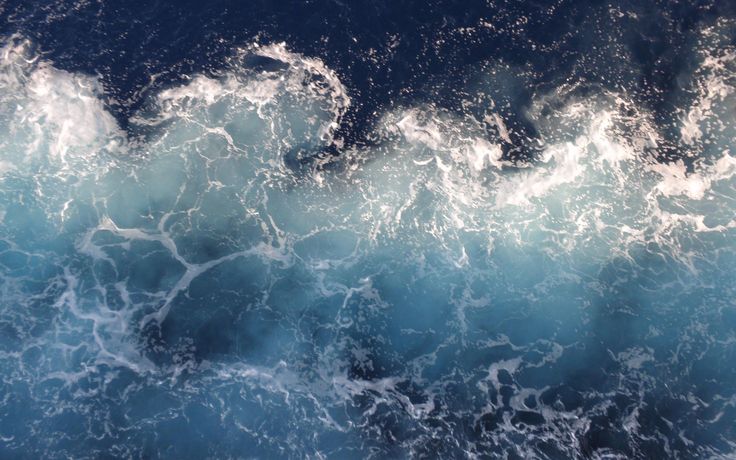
[{"left": 1, "top": 18, "right": 735, "bottom": 457}]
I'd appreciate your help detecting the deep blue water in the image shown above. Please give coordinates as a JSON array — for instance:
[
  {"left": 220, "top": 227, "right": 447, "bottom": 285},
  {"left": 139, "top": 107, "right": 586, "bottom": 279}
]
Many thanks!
[{"left": 1, "top": 1, "right": 736, "bottom": 458}]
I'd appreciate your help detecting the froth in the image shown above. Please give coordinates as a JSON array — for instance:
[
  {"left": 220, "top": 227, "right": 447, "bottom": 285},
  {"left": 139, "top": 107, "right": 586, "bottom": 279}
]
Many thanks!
[{"left": 1, "top": 28, "right": 735, "bottom": 459}]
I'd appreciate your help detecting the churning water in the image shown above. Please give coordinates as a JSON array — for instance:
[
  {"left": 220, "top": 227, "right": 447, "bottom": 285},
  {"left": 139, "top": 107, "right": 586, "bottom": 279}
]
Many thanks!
[{"left": 1, "top": 3, "right": 736, "bottom": 458}]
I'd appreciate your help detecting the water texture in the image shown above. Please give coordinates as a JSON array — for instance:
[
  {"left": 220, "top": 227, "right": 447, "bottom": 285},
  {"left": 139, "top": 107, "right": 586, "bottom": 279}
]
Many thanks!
[{"left": 0, "top": 1, "right": 735, "bottom": 458}]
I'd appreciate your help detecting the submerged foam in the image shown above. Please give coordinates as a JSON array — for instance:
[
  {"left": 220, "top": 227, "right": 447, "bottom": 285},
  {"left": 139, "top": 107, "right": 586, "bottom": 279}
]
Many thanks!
[{"left": 1, "top": 26, "right": 735, "bottom": 458}]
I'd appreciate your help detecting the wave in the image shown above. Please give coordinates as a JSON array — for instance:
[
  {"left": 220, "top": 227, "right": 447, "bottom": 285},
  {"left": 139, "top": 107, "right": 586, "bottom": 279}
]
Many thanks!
[{"left": 0, "top": 20, "right": 735, "bottom": 458}]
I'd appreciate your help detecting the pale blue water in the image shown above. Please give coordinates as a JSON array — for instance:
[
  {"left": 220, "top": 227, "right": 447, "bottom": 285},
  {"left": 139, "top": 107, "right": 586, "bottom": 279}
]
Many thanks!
[{"left": 1, "top": 2, "right": 736, "bottom": 459}]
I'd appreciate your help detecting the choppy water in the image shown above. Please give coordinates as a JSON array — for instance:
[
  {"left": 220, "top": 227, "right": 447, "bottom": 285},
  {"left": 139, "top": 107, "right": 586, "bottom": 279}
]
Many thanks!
[{"left": 1, "top": 1, "right": 736, "bottom": 458}]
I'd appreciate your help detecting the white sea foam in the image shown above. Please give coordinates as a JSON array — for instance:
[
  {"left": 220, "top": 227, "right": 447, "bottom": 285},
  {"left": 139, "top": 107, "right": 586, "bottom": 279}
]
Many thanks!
[
  {"left": 148, "top": 42, "right": 350, "bottom": 148},
  {"left": 680, "top": 19, "right": 736, "bottom": 158},
  {"left": 1, "top": 28, "right": 735, "bottom": 459},
  {"left": 0, "top": 37, "right": 125, "bottom": 179}
]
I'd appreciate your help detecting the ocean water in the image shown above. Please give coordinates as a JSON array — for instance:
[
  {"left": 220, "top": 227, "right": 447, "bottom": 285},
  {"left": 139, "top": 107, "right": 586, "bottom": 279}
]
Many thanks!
[{"left": 1, "top": 1, "right": 735, "bottom": 458}]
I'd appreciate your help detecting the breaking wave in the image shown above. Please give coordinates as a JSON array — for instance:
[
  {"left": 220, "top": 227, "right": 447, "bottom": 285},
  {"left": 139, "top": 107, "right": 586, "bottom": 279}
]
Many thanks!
[{"left": 1, "top": 19, "right": 735, "bottom": 458}]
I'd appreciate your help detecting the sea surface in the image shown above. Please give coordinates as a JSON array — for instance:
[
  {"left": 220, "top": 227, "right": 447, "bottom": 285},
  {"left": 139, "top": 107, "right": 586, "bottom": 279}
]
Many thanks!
[{"left": 1, "top": 1, "right": 736, "bottom": 458}]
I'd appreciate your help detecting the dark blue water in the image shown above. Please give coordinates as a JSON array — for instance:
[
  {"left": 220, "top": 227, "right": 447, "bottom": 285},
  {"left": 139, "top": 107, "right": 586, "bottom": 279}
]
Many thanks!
[{"left": 1, "top": 1, "right": 735, "bottom": 458}]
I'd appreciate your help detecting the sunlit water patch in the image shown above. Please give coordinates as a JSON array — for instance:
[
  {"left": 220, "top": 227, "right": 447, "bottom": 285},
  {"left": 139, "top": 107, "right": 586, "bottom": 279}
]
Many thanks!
[{"left": 1, "top": 19, "right": 736, "bottom": 458}]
